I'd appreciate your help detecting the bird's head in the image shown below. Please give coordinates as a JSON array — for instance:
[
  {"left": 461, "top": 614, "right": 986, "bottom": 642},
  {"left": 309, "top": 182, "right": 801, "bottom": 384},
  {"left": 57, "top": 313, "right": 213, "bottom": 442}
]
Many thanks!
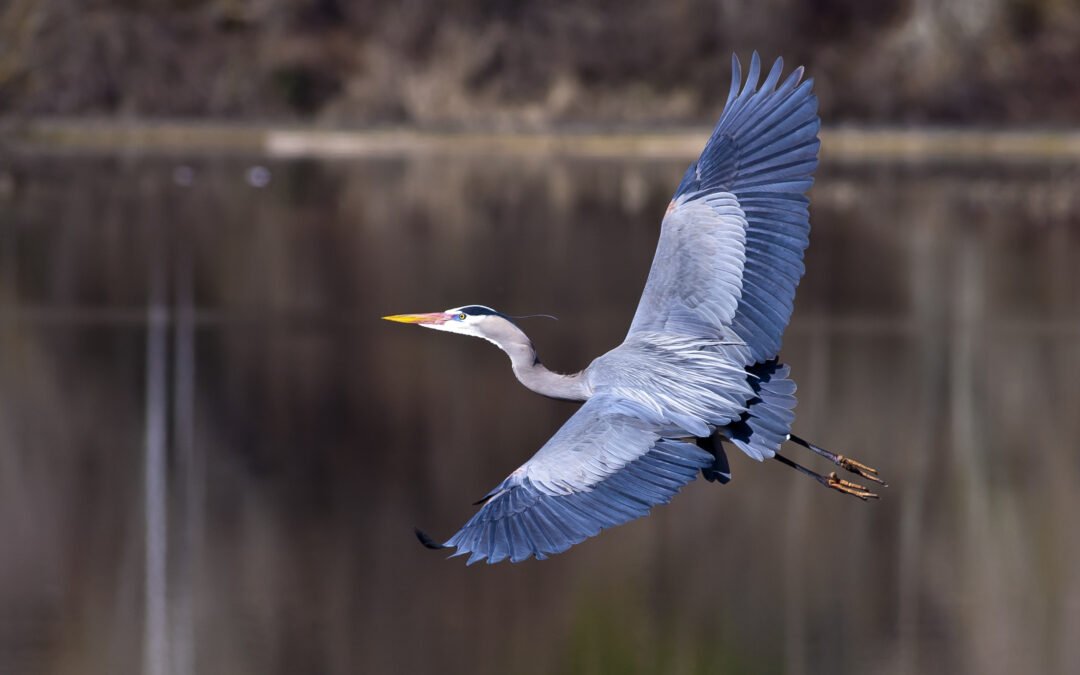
[{"left": 382, "top": 305, "right": 515, "bottom": 340}]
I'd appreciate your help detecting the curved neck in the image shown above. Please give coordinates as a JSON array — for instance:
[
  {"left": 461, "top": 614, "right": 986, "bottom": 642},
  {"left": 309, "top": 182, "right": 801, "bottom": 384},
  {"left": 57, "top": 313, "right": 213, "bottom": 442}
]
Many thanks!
[{"left": 486, "top": 322, "right": 590, "bottom": 401}]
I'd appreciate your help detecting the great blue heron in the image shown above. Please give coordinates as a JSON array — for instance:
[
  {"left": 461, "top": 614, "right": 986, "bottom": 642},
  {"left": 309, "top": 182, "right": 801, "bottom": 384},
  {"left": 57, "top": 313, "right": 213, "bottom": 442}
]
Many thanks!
[{"left": 384, "top": 53, "right": 885, "bottom": 565}]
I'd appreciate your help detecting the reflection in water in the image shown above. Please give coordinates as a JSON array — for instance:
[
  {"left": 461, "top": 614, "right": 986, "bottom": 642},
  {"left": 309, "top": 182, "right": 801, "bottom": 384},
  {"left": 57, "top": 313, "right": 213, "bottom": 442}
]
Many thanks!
[{"left": 0, "top": 153, "right": 1079, "bottom": 675}]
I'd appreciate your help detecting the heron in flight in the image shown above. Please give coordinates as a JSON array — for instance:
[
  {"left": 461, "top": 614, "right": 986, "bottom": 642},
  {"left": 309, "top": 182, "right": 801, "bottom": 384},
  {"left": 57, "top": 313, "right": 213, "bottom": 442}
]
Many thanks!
[{"left": 384, "top": 53, "right": 885, "bottom": 565}]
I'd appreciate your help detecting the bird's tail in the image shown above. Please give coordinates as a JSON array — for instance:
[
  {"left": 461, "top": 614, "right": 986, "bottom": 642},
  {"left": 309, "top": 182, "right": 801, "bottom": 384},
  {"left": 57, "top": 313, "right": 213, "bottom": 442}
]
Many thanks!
[{"left": 722, "top": 361, "right": 797, "bottom": 462}]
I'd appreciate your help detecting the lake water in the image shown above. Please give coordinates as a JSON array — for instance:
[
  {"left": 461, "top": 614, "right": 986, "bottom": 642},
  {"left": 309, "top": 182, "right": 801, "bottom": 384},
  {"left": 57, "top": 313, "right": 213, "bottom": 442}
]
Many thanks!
[{"left": 1, "top": 151, "right": 1078, "bottom": 675}]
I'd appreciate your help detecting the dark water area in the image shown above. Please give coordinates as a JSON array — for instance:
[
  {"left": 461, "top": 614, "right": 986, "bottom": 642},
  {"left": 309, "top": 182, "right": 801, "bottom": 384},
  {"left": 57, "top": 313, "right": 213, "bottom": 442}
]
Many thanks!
[{"left": 1, "top": 151, "right": 1079, "bottom": 675}]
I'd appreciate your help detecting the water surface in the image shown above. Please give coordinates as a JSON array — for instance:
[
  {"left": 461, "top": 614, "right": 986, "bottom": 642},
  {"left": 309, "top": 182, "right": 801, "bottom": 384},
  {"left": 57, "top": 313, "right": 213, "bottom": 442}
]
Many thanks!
[{"left": 1, "top": 152, "right": 1078, "bottom": 675}]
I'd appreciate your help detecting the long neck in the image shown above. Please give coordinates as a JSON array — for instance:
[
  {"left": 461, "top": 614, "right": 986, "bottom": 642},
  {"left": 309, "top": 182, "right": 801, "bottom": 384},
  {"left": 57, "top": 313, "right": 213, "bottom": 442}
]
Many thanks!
[{"left": 488, "top": 322, "right": 590, "bottom": 401}]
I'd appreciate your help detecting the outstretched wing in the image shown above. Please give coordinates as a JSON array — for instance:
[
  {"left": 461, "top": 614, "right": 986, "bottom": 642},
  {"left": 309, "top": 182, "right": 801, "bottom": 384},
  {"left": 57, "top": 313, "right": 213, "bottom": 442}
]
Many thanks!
[
  {"left": 422, "top": 395, "right": 713, "bottom": 564},
  {"left": 628, "top": 53, "right": 820, "bottom": 364},
  {"left": 626, "top": 191, "right": 749, "bottom": 339}
]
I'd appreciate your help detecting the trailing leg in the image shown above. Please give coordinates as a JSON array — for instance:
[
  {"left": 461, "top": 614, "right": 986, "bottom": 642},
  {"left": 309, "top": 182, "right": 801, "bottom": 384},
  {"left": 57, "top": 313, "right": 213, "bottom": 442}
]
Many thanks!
[
  {"left": 773, "top": 452, "right": 880, "bottom": 500},
  {"left": 697, "top": 433, "right": 732, "bottom": 484},
  {"left": 788, "top": 434, "right": 886, "bottom": 486}
]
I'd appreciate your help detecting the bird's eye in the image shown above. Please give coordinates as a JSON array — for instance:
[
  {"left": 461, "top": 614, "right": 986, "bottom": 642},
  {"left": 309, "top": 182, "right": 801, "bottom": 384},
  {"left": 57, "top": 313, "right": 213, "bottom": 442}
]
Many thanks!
[{"left": 457, "top": 313, "right": 467, "bottom": 321}]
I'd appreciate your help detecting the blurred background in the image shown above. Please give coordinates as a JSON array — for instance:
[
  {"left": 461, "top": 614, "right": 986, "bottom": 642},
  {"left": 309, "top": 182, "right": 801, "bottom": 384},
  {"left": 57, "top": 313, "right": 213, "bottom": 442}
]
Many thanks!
[
  {"left": 3, "top": 0, "right": 1080, "bottom": 125},
  {"left": 2, "top": 2, "right": 1080, "bottom": 675}
]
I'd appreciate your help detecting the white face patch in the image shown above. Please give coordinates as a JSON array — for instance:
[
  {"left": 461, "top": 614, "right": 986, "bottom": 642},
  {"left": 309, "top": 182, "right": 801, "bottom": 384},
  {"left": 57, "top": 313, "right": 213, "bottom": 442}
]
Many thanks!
[
  {"left": 418, "top": 306, "right": 489, "bottom": 338},
  {"left": 419, "top": 306, "right": 511, "bottom": 353}
]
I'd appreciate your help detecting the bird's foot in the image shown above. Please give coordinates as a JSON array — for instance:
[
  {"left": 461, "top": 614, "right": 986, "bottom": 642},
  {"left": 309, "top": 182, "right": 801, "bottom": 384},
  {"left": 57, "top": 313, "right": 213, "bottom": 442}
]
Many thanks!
[
  {"left": 826, "top": 472, "right": 879, "bottom": 501},
  {"left": 788, "top": 435, "right": 888, "bottom": 488},
  {"left": 775, "top": 452, "right": 882, "bottom": 501},
  {"left": 836, "top": 455, "right": 887, "bottom": 486}
]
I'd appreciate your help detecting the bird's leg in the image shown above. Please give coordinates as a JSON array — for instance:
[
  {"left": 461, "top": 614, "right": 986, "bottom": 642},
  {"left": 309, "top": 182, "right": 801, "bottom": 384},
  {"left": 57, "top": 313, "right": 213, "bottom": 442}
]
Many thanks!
[
  {"left": 696, "top": 433, "right": 732, "bottom": 484},
  {"left": 788, "top": 434, "right": 886, "bottom": 486},
  {"left": 773, "top": 452, "right": 879, "bottom": 501}
]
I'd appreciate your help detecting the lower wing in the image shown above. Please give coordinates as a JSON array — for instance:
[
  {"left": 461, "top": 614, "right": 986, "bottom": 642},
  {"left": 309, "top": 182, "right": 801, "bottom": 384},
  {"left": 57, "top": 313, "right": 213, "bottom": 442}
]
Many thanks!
[{"left": 419, "top": 395, "right": 714, "bottom": 564}]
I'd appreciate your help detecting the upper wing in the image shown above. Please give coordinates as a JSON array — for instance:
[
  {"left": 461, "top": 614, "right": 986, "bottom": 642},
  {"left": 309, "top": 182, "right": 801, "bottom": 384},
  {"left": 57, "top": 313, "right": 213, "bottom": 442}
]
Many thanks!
[
  {"left": 423, "top": 395, "right": 713, "bottom": 564},
  {"left": 628, "top": 53, "right": 820, "bottom": 363},
  {"left": 626, "top": 191, "right": 749, "bottom": 339}
]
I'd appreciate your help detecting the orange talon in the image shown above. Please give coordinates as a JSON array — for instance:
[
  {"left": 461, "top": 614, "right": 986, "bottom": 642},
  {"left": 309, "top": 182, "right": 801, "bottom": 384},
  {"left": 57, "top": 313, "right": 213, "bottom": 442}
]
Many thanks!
[
  {"left": 826, "top": 472, "right": 880, "bottom": 500},
  {"left": 837, "top": 455, "right": 887, "bottom": 486}
]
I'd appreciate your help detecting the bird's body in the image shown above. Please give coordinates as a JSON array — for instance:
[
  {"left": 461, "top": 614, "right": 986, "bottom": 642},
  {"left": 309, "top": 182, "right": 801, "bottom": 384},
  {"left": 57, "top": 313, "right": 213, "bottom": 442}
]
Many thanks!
[{"left": 385, "top": 53, "right": 885, "bottom": 565}]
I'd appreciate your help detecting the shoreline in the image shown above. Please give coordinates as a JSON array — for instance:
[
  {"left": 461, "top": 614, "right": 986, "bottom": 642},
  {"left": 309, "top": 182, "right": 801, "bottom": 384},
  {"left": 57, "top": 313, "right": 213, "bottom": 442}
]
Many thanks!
[{"left": 5, "top": 120, "right": 1080, "bottom": 161}]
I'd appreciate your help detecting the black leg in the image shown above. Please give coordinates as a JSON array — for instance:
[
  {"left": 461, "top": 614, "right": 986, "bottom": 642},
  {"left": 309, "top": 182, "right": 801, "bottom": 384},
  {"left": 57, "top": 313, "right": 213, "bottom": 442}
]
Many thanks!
[
  {"left": 773, "top": 451, "right": 879, "bottom": 500},
  {"left": 788, "top": 434, "right": 887, "bottom": 486},
  {"left": 697, "top": 434, "right": 732, "bottom": 484}
]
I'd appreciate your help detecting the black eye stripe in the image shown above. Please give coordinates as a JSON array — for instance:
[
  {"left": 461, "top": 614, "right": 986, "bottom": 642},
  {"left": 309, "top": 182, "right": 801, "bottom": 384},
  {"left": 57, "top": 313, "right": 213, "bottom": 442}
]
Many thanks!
[
  {"left": 454, "top": 305, "right": 518, "bottom": 325},
  {"left": 459, "top": 305, "right": 499, "bottom": 316}
]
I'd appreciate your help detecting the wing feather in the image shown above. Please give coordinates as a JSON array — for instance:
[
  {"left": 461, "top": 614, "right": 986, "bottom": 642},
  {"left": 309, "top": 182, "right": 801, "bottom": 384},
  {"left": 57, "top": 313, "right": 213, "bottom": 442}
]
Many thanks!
[
  {"left": 427, "top": 396, "right": 712, "bottom": 564},
  {"left": 626, "top": 193, "right": 748, "bottom": 336},
  {"left": 628, "top": 53, "right": 820, "bottom": 363}
]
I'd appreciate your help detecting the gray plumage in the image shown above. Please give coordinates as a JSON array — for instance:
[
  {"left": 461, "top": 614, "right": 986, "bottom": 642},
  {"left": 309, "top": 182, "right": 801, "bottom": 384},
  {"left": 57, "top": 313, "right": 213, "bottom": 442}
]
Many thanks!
[{"left": 387, "top": 52, "right": 827, "bottom": 564}]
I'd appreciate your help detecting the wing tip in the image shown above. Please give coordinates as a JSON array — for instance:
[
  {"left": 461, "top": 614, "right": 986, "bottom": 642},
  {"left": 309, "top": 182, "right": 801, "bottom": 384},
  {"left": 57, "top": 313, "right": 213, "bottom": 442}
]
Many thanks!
[{"left": 415, "top": 527, "right": 452, "bottom": 550}]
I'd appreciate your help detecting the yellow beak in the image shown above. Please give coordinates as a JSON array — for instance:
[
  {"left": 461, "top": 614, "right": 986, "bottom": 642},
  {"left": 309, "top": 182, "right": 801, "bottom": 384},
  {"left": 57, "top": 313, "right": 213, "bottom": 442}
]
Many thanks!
[{"left": 381, "top": 312, "right": 448, "bottom": 325}]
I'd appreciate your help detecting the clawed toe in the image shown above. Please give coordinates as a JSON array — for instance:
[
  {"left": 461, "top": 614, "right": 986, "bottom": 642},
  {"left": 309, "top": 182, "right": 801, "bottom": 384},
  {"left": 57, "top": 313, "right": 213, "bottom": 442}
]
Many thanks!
[
  {"left": 788, "top": 434, "right": 888, "bottom": 491},
  {"left": 774, "top": 445, "right": 886, "bottom": 502},
  {"left": 836, "top": 455, "right": 887, "bottom": 486},
  {"left": 826, "top": 472, "right": 879, "bottom": 500}
]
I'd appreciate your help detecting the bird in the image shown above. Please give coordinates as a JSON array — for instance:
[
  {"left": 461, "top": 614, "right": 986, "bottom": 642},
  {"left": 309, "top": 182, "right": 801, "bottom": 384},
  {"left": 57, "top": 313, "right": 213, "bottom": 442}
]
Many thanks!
[{"left": 383, "top": 53, "right": 886, "bottom": 565}]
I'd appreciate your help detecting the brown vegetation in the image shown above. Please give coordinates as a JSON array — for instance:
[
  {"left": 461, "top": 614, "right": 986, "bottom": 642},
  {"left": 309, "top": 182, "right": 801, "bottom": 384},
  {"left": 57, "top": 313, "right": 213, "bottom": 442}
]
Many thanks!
[{"left": 2, "top": 0, "right": 1080, "bottom": 126}]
